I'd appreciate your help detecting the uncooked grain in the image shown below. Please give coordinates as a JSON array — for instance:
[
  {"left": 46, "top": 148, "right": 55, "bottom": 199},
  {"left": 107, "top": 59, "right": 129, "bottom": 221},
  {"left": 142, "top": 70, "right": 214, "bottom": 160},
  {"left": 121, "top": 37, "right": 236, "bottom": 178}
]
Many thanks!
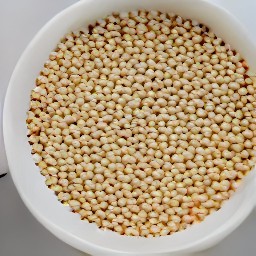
[{"left": 27, "top": 10, "right": 256, "bottom": 237}]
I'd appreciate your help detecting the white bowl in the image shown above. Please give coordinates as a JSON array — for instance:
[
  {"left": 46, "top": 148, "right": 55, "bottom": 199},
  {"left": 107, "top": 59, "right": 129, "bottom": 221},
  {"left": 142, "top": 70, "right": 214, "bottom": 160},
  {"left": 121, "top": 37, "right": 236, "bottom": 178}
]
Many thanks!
[{"left": 4, "top": 0, "right": 256, "bottom": 255}]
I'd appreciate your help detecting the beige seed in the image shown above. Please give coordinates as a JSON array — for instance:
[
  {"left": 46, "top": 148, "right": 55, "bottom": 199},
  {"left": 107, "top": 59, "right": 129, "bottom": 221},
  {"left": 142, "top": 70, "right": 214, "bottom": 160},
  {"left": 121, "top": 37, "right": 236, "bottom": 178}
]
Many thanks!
[{"left": 27, "top": 10, "right": 256, "bottom": 238}]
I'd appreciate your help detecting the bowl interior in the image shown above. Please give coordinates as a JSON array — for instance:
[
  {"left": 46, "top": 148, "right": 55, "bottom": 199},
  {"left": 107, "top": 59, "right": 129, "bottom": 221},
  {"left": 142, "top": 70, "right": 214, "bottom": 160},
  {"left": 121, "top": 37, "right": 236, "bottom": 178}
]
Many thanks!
[{"left": 4, "top": 0, "right": 256, "bottom": 255}]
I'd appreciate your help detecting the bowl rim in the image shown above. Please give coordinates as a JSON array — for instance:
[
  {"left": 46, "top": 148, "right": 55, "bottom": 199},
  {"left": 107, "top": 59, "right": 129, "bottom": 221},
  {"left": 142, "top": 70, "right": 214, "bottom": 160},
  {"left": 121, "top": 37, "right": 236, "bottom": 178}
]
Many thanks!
[{"left": 3, "top": 0, "right": 256, "bottom": 255}]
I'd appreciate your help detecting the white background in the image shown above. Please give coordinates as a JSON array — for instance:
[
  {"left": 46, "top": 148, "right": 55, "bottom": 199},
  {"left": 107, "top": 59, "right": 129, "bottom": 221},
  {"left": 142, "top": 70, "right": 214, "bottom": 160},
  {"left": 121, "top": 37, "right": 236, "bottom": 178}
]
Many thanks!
[{"left": 0, "top": 0, "right": 256, "bottom": 255}]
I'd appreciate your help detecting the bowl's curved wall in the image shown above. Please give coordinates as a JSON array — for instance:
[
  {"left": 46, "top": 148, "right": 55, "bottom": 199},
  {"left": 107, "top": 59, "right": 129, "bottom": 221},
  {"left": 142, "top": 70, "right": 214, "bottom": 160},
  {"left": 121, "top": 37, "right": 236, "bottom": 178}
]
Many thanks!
[{"left": 4, "top": 0, "right": 256, "bottom": 255}]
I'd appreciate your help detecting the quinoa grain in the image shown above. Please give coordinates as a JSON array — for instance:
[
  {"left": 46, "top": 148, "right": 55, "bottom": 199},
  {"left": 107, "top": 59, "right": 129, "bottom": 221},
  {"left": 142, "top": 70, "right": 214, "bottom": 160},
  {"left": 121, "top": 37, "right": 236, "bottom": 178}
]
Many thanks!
[{"left": 27, "top": 10, "right": 256, "bottom": 238}]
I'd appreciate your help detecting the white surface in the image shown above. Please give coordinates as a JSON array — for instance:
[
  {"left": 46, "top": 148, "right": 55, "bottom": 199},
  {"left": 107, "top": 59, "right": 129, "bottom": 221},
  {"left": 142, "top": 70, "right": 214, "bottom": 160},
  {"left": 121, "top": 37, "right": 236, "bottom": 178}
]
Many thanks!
[
  {"left": 1, "top": 0, "right": 256, "bottom": 255},
  {"left": 0, "top": 0, "right": 79, "bottom": 174}
]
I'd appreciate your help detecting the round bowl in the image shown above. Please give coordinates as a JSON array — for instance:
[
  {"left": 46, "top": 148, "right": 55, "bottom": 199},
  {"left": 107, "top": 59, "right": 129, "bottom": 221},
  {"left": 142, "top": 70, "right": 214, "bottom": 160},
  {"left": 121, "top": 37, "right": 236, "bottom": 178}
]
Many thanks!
[{"left": 4, "top": 0, "right": 256, "bottom": 255}]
